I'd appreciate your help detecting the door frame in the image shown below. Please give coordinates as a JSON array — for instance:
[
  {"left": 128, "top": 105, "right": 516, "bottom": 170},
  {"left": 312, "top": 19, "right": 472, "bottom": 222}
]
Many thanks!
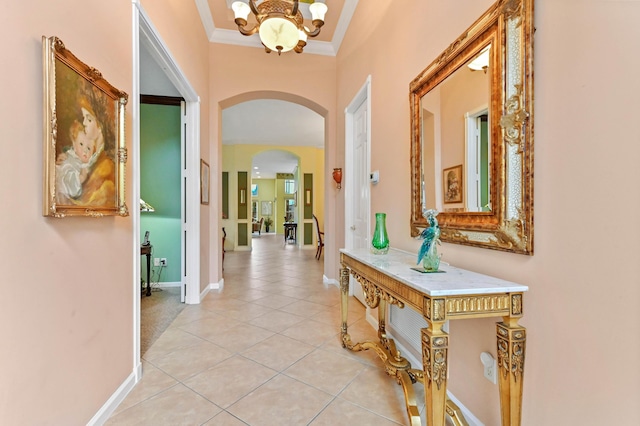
[
  {"left": 132, "top": 3, "right": 201, "bottom": 370},
  {"left": 344, "top": 75, "right": 371, "bottom": 297}
]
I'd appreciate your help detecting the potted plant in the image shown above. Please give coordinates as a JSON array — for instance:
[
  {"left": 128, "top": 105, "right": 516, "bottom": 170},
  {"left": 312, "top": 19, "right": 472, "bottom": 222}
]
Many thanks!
[{"left": 264, "top": 216, "right": 273, "bottom": 233}]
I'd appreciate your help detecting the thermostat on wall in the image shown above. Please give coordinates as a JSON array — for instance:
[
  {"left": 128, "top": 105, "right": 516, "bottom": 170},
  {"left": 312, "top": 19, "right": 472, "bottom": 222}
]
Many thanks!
[{"left": 370, "top": 170, "right": 380, "bottom": 184}]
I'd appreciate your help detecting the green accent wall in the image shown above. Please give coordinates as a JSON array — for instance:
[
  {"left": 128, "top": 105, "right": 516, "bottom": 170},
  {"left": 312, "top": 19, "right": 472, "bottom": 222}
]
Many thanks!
[
  {"left": 237, "top": 223, "right": 248, "bottom": 246},
  {"left": 303, "top": 173, "right": 313, "bottom": 219},
  {"left": 222, "top": 172, "right": 229, "bottom": 218},
  {"left": 238, "top": 171, "right": 248, "bottom": 220},
  {"left": 140, "top": 103, "right": 181, "bottom": 284},
  {"left": 304, "top": 222, "right": 313, "bottom": 245},
  {"left": 480, "top": 116, "right": 490, "bottom": 212}
]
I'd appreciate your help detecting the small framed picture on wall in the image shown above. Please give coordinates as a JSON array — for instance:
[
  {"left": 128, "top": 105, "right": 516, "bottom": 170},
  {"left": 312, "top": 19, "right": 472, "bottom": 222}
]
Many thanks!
[{"left": 443, "top": 165, "right": 463, "bottom": 204}]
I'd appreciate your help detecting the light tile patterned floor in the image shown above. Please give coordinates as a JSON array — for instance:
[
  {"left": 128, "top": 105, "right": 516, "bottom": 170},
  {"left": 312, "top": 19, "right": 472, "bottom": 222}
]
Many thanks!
[{"left": 107, "top": 234, "right": 418, "bottom": 425}]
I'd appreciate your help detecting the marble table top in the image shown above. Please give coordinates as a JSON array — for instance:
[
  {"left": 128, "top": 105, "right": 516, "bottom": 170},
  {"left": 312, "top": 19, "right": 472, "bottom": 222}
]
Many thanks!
[{"left": 340, "top": 247, "right": 528, "bottom": 297}]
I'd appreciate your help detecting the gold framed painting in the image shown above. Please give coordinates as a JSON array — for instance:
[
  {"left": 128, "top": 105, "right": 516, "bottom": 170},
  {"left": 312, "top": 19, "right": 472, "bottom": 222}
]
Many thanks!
[
  {"left": 42, "top": 36, "right": 128, "bottom": 217},
  {"left": 443, "top": 165, "right": 463, "bottom": 204}
]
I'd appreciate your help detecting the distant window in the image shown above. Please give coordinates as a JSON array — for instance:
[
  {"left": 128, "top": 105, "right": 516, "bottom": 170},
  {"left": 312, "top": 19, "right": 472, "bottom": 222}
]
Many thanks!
[
  {"left": 285, "top": 199, "right": 295, "bottom": 222},
  {"left": 284, "top": 180, "right": 295, "bottom": 194}
]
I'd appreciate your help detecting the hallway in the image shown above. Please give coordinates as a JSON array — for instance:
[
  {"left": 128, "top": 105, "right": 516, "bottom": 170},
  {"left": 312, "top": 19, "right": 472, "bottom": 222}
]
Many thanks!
[{"left": 107, "top": 234, "right": 416, "bottom": 425}]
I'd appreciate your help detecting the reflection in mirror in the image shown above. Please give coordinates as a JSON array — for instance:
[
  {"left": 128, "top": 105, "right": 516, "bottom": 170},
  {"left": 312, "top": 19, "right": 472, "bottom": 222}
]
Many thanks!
[
  {"left": 410, "top": 0, "right": 534, "bottom": 255},
  {"left": 421, "top": 44, "right": 492, "bottom": 213}
]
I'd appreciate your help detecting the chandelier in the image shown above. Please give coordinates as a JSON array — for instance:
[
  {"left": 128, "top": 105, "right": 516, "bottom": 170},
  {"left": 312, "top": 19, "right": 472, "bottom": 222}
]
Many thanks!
[{"left": 231, "top": 0, "right": 328, "bottom": 55}]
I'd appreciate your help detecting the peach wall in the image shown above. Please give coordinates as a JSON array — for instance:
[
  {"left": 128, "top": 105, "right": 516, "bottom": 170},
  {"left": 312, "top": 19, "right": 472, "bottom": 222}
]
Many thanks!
[
  {"left": 0, "top": 1, "right": 211, "bottom": 423},
  {"left": 1, "top": 0, "right": 639, "bottom": 423},
  {"left": 337, "top": 0, "right": 640, "bottom": 424},
  {"left": 0, "top": 1, "right": 133, "bottom": 424},
  {"left": 209, "top": 43, "right": 336, "bottom": 281}
]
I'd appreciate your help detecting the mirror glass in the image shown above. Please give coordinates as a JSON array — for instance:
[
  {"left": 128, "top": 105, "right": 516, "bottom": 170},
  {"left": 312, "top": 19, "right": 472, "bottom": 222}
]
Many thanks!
[
  {"left": 421, "top": 44, "right": 493, "bottom": 213},
  {"left": 410, "top": 0, "right": 534, "bottom": 254}
]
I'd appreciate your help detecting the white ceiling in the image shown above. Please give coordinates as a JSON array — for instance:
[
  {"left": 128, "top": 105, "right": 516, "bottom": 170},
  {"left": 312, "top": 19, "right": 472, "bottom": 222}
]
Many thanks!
[
  {"left": 140, "top": 0, "right": 343, "bottom": 179},
  {"left": 222, "top": 99, "right": 324, "bottom": 179},
  {"left": 222, "top": 99, "right": 323, "bottom": 147}
]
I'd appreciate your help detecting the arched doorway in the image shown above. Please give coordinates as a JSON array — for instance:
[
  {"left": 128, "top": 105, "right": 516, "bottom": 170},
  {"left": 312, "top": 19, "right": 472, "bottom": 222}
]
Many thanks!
[{"left": 220, "top": 94, "right": 326, "bottom": 254}]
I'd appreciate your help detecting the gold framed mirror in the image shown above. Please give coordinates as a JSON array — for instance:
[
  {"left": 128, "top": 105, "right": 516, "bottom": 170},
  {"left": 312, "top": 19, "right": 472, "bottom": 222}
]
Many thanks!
[{"left": 410, "top": 0, "right": 534, "bottom": 254}]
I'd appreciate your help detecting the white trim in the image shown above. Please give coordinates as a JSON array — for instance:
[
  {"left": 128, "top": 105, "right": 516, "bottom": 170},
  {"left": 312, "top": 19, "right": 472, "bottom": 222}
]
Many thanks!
[
  {"left": 135, "top": 5, "right": 201, "bottom": 305},
  {"left": 331, "top": 0, "right": 359, "bottom": 54},
  {"left": 387, "top": 331, "right": 484, "bottom": 426},
  {"left": 344, "top": 75, "right": 372, "bottom": 299},
  {"left": 323, "top": 275, "right": 339, "bottom": 287},
  {"left": 113, "top": 2, "right": 203, "bottom": 420},
  {"left": 209, "top": 278, "right": 224, "bottom": 292},
  {"left": 357, "top": 314, "right": 482, "bottom": 424},
  {"left": 194, "top": 0, "right": 215, "bottom": 40},
  {"left": 138, "top": 12, "right": 198, "bottom": 101},
  {"left": 184, "top": 100, "right": 202, "bottom": 304},
  {"left": 200, "top": 280, "right": 222, "bottom": 300},
  {"left": 86, "top": 368, "right": 139, "bottom": 426},
  {"left": 344, "top": 75, "right": 372, "bottom": 248},
  {"left": 151, "top": 281, "right": 182, "bottom": 288},
  {"left": 130, "top": 0, "right": 142, "bottom": 380}
]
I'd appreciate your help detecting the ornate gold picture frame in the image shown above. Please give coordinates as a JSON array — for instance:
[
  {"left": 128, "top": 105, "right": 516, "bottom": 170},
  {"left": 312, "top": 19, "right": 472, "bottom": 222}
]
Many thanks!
[
  {"left": 42, "top": 36, "right": 128, "bottom": 217},
  {"left": 410, "top": 0, "right": 534, "bottom": 254}
]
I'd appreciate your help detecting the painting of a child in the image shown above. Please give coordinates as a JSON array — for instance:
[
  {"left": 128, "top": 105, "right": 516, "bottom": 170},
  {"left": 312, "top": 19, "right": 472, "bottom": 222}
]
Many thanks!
[{"left": 55, "top": 120, "right": 97, "bottom": 204}]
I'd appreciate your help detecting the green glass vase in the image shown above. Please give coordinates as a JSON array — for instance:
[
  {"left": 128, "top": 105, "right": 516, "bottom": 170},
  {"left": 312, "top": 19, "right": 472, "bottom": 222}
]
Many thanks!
[
  {"left": 371, "top": 213, "right": 389, "bottom": 254},
  {"left": 422, "top": 241, "right": 441, "bottom": 272}
]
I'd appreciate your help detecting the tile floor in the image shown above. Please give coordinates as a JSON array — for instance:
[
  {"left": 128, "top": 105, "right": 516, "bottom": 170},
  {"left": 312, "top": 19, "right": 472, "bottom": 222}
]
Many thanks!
[{"left": 107, "top": 234, "right": 426, "bottom": 425}]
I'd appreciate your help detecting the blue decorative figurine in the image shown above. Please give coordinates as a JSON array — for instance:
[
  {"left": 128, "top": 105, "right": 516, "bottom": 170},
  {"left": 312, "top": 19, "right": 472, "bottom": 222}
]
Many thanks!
[{"left": 417, "top": 209, "right": 441, "bottom": 272}]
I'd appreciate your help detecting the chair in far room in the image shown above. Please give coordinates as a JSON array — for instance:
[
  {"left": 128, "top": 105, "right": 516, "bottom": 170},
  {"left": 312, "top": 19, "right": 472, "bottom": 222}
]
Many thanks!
[
  {"left": 313, "top": 214, "right": 324, "bottom": 260},
  {"left": 252, "top": 217, "right": 264, "bottom": 235}
]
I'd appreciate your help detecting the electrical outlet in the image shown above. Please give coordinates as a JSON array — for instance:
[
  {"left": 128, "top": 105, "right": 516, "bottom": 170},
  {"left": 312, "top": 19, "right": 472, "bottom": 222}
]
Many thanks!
[
  {"left": 153, "top": 258, "right": 160, "bottom": 267},
  {"left": 480, "top": 352, "right": 497, "bottom": 384},
  {"left": 160, "top": 258, "right": 167, "bottom": 266}
]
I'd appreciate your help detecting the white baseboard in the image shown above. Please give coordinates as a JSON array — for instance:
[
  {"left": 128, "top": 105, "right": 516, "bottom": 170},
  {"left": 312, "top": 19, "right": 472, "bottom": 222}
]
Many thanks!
[
  {"left": 323, "top": 275, "right": 338, "bottom": 287},
  {"left": 153, "top": 281, "right": 181, "bottom": 288},
  {"left": 87, "top": 362, "right": 141, "bottom": 425},
  {"left": 209, "top": 278, "right": 224, "bottom": 292},
  {"left": 387, "top": 328, "right": 484, "bottom": 426},
  {"left": 356, "top": 319, "right": 483, "bottom": 426}
]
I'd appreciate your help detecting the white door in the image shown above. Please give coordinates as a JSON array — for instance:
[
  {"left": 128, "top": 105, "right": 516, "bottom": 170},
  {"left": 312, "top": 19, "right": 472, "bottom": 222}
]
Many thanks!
[
  {"left": 345, "top": 78, "right": 371, "bottom": 305},
  {"left": 180, "top": 101, "right": 187, "bottom": 303}
]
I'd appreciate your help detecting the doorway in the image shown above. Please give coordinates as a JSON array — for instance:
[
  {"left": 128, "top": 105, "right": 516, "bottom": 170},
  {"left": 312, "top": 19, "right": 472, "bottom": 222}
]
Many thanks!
[
  {"left": 465, "top": 108, "right": 490, "bottom": 212},
  {"left": 345, "top": 76, "right": 371, "bottom": 306},
  {"left": 133, "top": 4, "right": 201, "bottom": 368}
]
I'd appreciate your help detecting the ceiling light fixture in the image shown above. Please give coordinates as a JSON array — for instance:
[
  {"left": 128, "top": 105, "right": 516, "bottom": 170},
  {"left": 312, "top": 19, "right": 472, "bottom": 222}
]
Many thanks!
[
  {"left": 468, "top": 45, "right": 491, "bottom": 73},
  {"left": 231, "top": 0, "right": 328, "bottom": 55}
]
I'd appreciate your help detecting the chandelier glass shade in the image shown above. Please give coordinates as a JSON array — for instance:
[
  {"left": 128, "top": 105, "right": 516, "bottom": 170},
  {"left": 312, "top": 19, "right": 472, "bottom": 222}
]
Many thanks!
[{"left": 231, "top": 0, "right": 328, "bottom": 55}]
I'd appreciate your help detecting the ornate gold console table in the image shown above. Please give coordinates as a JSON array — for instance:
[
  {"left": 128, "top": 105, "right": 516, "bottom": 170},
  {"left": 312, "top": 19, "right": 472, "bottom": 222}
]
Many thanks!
[{"left": 339, "top": 248, "right": 528, "bottom": 426}]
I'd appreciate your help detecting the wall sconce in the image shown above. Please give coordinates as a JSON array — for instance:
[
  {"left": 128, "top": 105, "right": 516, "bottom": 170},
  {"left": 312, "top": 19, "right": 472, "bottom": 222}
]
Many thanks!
[{"left": 332, "top": 168, "right": 343, "bottom": 190}]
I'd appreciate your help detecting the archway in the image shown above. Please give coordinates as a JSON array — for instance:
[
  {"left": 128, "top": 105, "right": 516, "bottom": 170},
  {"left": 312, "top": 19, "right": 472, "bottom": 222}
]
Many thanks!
[{"left": 220, "top": 93, "right": 326, "bottom": 253}]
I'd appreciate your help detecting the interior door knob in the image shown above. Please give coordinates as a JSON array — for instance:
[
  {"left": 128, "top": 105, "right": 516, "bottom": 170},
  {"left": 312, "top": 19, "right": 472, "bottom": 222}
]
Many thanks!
[{"left": 350, "top": 226, "right": 356, "bottom": 230}]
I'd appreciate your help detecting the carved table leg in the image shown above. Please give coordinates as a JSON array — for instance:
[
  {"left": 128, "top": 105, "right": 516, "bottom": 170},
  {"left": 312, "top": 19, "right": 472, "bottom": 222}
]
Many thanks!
[
  {"left": 339, "top": 267, "right": 350, "bottom": 347},
  {"left": 422, "top": 322, "right": 449, "bottom": 426},
  {"left": 496, "top": 318, "right": 526, "bottom": 426},
  {"left": 378, "top": 297, "right": 387, "bottom": 341}
]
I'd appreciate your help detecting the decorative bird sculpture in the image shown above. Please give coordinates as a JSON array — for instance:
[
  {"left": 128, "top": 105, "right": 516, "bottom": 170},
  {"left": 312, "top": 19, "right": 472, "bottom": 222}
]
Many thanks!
[{"left": 417, "top": 209, "right": 441, "bottom": 265}]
